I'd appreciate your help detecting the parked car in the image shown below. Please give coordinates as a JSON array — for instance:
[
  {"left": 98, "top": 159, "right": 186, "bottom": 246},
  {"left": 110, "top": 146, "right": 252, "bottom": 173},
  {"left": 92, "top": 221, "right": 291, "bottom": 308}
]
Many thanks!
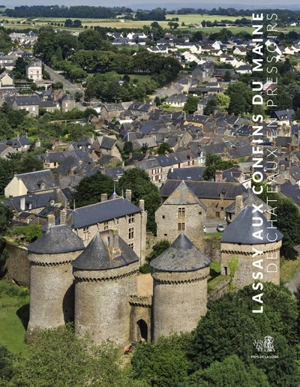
[{"left": 216, "top": 224, "right": 225, "bottom": 232}]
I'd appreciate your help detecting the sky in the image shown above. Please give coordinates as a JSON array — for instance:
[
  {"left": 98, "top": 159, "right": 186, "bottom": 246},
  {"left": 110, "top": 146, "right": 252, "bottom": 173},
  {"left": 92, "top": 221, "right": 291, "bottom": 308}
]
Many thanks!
[{"left": 5, "top": 0, "right": 300, "bottom": 8}]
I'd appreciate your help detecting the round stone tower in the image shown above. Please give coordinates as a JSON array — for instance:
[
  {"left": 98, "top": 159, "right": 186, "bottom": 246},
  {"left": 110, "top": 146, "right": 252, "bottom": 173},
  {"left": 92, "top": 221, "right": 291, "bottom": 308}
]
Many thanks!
[
  {"left": 26, "top": 220, "right": 85, "bottom": 340},
  {"left": 150, "top": 233, "right": 210, "bottom": 341},
  {"left": 221, "top": 206, "right": 283, "bottom": 289},
  {"left": 72, "top": 229, "right": 139, "bottom": 346}
]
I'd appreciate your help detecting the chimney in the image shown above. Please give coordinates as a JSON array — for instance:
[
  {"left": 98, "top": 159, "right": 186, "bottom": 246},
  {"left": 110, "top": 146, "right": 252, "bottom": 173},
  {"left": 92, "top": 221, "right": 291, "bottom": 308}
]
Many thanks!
[
  {"left": 139, "top": 199, "right": 145, "bottom": 211},
  {"left": 280, "top": 164, "right": 285, "bottom": 172},
  {"left": 47, "top": 214, "right": 55, "bottom": 230},
  {"left": 101, "top": 193, "right": 108, "bottom": 202},
  {"left": 235, "top": 195, "right": 243, "bottom": 216},
  {"left": 126, "top": 189, "right": 132, "bottom": 202},
  {"left": 60, "top": 208, "right": 67, "bottom": 225},
  {"left": 20, "top": 197, "right": 25, "bottom": 211},
  {"left": 215, "top": 170, "right": 223, "bottom": 182},
  {"left": 108, "top": 229, "right": 121, "bottom": 258}
]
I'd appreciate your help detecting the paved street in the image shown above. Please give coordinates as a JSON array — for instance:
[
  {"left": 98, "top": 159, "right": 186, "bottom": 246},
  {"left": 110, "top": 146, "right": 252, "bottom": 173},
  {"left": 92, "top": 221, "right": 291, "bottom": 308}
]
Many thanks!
[
  {"left": 43, "top": 63, "right": 83, "bottom": 95},
  {"left": 204, "top": 218, "right": 227, "bottom": 233}
]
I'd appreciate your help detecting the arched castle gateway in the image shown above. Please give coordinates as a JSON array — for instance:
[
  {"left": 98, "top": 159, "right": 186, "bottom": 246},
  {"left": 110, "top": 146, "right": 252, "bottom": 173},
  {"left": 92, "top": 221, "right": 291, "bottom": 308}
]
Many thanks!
[{"left": 221, "top": 206, "right": 283, "bottom": 290}]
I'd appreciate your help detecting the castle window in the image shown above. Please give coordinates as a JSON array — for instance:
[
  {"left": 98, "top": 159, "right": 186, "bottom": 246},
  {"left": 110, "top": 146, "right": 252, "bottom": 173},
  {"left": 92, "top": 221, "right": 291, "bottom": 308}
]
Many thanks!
[
  {"left": 104, "top": 221, "right": 108, "bottom": 230},
  {"left": 83, "top": 227, "right": 90, "bottom": 241},
  {"left": 129, "top": 243, "right": 134, "bottom": 249},
  {"left": 178, "top": 207, "right": 185, "bottom": 218},
  {"left": 128, "top": 227, "right": 134, "bottom": 239},
  {"left": 162, "top": 215, "right": 165, "bottom": 219},
  {"left": 128, "top": 215, "right": 134, "bottom": 224},
  {"left": 199, "top": 211, "right": 202, "bottom": 215},
  {"left": 164, "top": 233, "right": 167, "bottom": 236},
  {"left": 178, "top": 222, "right": 185, "bottom": 231}
]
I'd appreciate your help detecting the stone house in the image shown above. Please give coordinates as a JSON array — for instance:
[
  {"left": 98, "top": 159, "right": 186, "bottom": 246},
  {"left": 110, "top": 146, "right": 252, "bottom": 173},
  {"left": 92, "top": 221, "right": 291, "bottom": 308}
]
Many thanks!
[
  {"left": 0, "top": 71, "right": 14, "bottom": 88},
  {"left": 155, "top": 181, "right": 206, "bottom": 249},
  {"left": 160, "top": 180, "right": 246, "bottom": 219},
  {"left": 4, "top": 169, "right": 58, "bottom": 197},
  {"left": 26, "top": 59, "right": 42, "bottom": 82},
  {"left": 101, "top": 103, "right": 124, "bottom": 120},
  {"left": 92, "top": 135, "right": 122, "bottom": 160},
  {"left": 62, "top": 192, "right": 147, "bottom": 264}
]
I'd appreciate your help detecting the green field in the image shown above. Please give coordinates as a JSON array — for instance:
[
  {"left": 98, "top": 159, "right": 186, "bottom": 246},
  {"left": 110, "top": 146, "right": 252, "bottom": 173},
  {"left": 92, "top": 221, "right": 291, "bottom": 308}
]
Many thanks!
[{"left": 0, "top": 280, "right": 29, "bottom": 354}]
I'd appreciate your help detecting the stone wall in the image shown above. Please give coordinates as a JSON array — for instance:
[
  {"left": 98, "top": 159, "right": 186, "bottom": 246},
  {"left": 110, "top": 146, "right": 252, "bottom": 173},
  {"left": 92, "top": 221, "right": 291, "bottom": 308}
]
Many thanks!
[
  {"left": 26, "top": 250, "right": 82, "bottom": 341},
  {"left": 1, "top": 240, "right": 30, "bottom": 287},
  {"left": 74, "top": 262, "right": 139, "bottom": 346},
  {"left": 156, "top": 203, "right": 205, "bottom": 250},
  {"left": 152, "top": 267, "right": 209, "bottom": 341},
  {"left": 221, "top": 240, "right": 282, "bottom": 289},
  {"left": 203, "top": 236, "right": 221, "bottom": 262}
]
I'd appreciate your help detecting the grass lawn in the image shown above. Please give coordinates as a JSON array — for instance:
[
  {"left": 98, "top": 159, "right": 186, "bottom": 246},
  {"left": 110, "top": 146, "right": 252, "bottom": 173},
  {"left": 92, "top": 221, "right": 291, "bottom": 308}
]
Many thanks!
[
  {"left": 205, "top": 232, "right": 223, "bottom": 237},
  {"left": 126, "top": 74, "right": 152, "bottom": 84},
  {"left": 0, "top": 280, "right": 29, "bottom": 354},
  {"left": 280, "top": 255, "right": 300, "bottom": 283}
]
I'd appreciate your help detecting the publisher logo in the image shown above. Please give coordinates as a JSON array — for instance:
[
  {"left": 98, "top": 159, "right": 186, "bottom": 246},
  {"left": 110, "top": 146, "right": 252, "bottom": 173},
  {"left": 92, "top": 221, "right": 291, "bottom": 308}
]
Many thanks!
[
  {"left": 253, "top": 335, "right": 275, "bottom": 352},
  {"left": 251, "top": 336, "right": 278, "bottom": 359}
]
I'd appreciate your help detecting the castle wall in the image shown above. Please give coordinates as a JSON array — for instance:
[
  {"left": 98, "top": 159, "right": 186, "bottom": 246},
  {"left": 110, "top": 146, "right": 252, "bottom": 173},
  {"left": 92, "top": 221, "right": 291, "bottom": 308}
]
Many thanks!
[
  {"left": 221, "top": 240, "right": 282, "bottom": 289},
  {"left": 152, "top": 267, "right": 209, "bottom": 341},
  {"left": 201, "top": 198, "right": 234, "bottom": 219},
  {"left": 156, "top": 203, "right": 205, "bottom": 249},
  {"left": 1, "top": 240, "right": 30, "bottom": 287},
  {"left": 129, "top": 296, "right": 152, "bottom": 343},
  {"left": 74, "top": 262, "right": 139, "bottom": 346},
  {"left": 27, "top": 250, "right": 82, "bottom": 339}
]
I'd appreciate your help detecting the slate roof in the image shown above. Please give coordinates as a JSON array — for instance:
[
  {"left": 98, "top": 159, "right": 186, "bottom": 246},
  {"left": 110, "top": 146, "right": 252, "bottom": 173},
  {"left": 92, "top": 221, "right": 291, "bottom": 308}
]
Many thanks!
[
  {"left": 67, "top": 197, "right": 142, "bottom": 229},
  {"left": 27, "top": 225, "right": 85, "bottom": 254},
  {"left": 225, "top": 189, "right": 271, "bottom": 214},
  {"left": 2, "top": 191, "right": 62, "bottom": 212},
  {"left": 221, "top": 206, "right": 283, "bottom": 245},
  {"left": 167, "top": 166, "right": 206, "bottom": 181},
  {"left": 163, "top": 180, "right": 207, "bottom": 209},
  {"left": 72, "top": 232, "right": 139, "bottom": 271},
  {"left": 99, "top": 137, "right": 117, "bottom": 150},
  {"left": 150, "top": 233, "right": 210, "bottom": 272},
  {"left": 160, "top": 180, "right": 246, "bottom": 200},
  {"left": 15, "top": 170, "right": 57, "bottom": 191}
]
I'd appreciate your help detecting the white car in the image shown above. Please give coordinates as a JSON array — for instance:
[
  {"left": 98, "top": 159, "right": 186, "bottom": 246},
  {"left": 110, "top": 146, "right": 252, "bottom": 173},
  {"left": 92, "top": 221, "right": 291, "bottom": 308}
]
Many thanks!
[
  {"left": 203, "top": 225, "right": 206, "bottom": 233},
  {"left": 216, "top": 224, "right": 225, "bottom": 232}
]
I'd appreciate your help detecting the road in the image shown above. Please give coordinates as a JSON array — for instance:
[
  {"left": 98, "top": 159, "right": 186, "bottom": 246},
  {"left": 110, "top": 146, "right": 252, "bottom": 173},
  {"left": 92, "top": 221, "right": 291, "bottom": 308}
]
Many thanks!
[
  {"left": 43, "top": 64, "right": 83, "bottom": 95},
  {"left": 204, "top": 218, "right": 227, "bottom": 233}
]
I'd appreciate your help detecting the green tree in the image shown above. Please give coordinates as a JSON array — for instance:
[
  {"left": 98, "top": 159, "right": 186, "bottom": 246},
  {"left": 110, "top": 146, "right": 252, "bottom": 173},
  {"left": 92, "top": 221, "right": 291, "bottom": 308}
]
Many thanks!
[
  {"left": 8, "top": 325, "right": 145, "bottom": 387},
  {"left": 228, "top": 93, "right": 246, "bottom": 115},
  {"left": 189, "top": 283, "right": 300, "bottom": 387},
  {"left": 64, "top": 18, "right": 73, "bottom": 28},
  {"left": 131, "top": 334, "right": 191, "bottom": 387},
  {"left": 17, "top": 153, "right": 44, "bottom": 174},
  {"left": 118, "top": 168, "right": 161, "bottom": 234},
  {"left": 183, "top": 95, "right": 199, "bottom": 114},
  {"left": 223, "top": 69, "right": 231, "bottom": 82},
  {"left": 0, "top": 345, "right": 14, "bottom": 382},
  {"left": 182, "top": 355, "right": 270, "bottom": 387},
  {"left": 0, "top": 203, "right": 13, "bottom": 235},
  {"left": 72, "top": 171, "right": 115, "bottom": 207},
  {"left": 216, "top": 93, "right": 230, "bottom": 112},
  {"left": 203, "top": 99, "right": 217, "bottom": 115},
  {"left": 156, "top": 142, "right": 173, "bottom": 155}
]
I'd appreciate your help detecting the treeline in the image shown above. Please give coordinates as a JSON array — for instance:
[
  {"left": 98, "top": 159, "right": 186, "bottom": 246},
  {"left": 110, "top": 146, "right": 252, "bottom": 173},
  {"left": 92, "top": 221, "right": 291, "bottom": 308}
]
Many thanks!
[{"left": 5, "top": 5, "right": 132, "bottom": 18}]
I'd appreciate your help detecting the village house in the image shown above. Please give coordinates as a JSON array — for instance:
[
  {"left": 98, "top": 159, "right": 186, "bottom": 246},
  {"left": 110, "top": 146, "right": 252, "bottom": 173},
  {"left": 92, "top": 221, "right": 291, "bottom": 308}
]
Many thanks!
[{"left": 26, "top": 59, "right": 42, "bottom": 82}]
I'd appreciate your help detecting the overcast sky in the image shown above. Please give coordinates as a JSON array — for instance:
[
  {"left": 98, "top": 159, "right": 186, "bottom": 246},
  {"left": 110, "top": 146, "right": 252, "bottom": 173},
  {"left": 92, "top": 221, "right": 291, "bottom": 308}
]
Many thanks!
[{"left": 5, "top": 0, "right": 300, "bottom": 7}]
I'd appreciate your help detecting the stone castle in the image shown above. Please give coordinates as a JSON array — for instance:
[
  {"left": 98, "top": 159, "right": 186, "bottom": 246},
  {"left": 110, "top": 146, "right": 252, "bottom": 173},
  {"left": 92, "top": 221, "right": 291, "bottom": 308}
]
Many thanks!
[{"left": 25, "top": 192, "right": 282, "bottom": 346}]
